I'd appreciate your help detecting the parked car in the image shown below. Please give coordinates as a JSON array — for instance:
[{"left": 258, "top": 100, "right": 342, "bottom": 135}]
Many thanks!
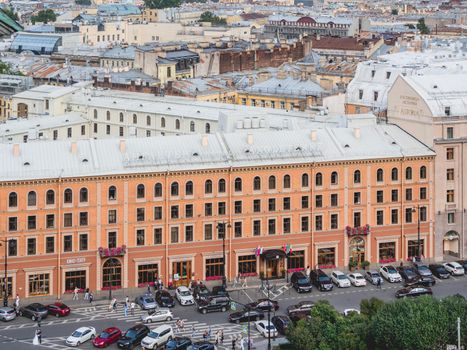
[
  {"left": 310, "top": 269, "right": 333, "bottom": 291},
  {"left": 380, "top": 265, "right": 402, "bottom": 283},
  {"left": 348, "top": 273, "right": 367, "bottom": 287},
  {"left": 286, "top": 301, "right": 314, "bottom": 321},
  {"left": 135, "top": 294, "right": 158, "bottom": 310},
  {"left": 47, "top": 302, "right": 70, "bottom": 317},
  {"left": 211, "top": 286, "right": 229, "bottom": 298},
  {"left": 165, "top": 336, "right": 192, "bottom": 350},
  {"left": 444, "top": 262, "right": 465, "bottom": 276},
  {"left": 365, "top": 270, "right": 383, "bottom": 286},
  {"left": 455, "top": 260, "right": 467, "bottom": 274},
  {"left": 395, "top": 286, "right": 433, "bottom": 299},
  {"left": 412, "top": 262, "right": 433, "bottom": 278},
  {"left": 197, "top": 296, "right": 230, "bottom": 314},
  {"left": 141, "top": 309, "right": 173, "bottom": 323},
  {"left": 331, "top": 271, "right": 351, "bottom": 288},
  {"left": 229, "top": 309, "right": 264, "bottom": 323},
  {"left": 0, "top": 307, "right": 16, "bottom": 322},
  {"left": 141, "top": 324, "right": 174, "bottom": 349},
  {"left": 429, "top": 264, "right": 450, "bottom": 279},
  {"left": 155, "top": 290, "right": 176, "bottom": 308},
  {"left": 187, "top": 341, "right": 216, "bottom": 350},
  {"left": 246, "top": 299, "right": 279, "bottom": 312},
  {"left": 117, "top": 324, "right": 150, "bottom": 349},
  {"left": 290, "top": 272, "right": 312, "bottom": 293},
  {"left": 92, "top": 327, "right": 122, "bottom": 348},
  {"left": 19, "top": 303, "right": 48, "bottom": 321},
  {"left": 404, "top": 275, "right": 435, "bottom": 287},
  {"left": 175, "top": 286, "right": 195, "bottom": 306},
  {"left": 271, "top": 315, "right": 291, "bottom": 335},
  {"left": 255, "top": 320, "right": 278, "bottom": 338},
  {"left": 192, "top": 284, "right": 210, "bottom": 300},
  {"left": 397, "top": 266, "right": 419, "bottom": 283},
  {"left": 66, "top": 326, "right": 96, "bottom": 347}
]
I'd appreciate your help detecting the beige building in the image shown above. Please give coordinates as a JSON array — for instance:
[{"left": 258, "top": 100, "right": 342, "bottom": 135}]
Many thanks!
[{"left": 387, "top": 72, "right": 467, "bottom": 260}]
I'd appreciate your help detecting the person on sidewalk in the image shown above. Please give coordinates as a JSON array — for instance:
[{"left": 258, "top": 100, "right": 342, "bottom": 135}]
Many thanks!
[
  {"left": 220, "top": 330, "right": 224, "bottom": 344},
  {"left": 231, "top": 336, "right": 236, "bottom": 350},
  {"left": 33, "top": 329, "right": 40, "bottom": 345},
  {"left": 89, "top": 292, "right": 93, "bottom": 304},
  {"left": 72, "top": 287, "right": 79, "bottom": 301},
  {"left": 123, "top": 303, "right": 128, "bottom": 317},
  {"left": 130, "top": 301, "right": 135, "bottom": 316},
  {"left": 215, "top": 330, "right": 220, "bottom": 345},
  {"left": 377, "top": 277, "right": 382, "bottom": 289},
  {"left": 180, "top": 319, "right": 185, "bottom": 332},
  {"left": 84, "top": 288, "right": 89, "bottom": 301},
  {"left": 125, "top": 296, "right": 129, "bottom": 306}
]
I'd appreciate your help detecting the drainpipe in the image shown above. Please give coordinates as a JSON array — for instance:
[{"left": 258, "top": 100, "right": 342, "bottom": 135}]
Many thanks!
[
  {"left": 57, "top": 169, "right": 64, "bottom": 300},
  {"left": 228, "top": 167, "right": 233, "bottom": 282},
  {"left": 164, "top": 171, "right": 169, "bottom": 286}
]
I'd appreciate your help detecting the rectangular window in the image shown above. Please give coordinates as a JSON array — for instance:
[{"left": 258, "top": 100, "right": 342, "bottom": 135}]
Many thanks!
[
  {"left": 391, "top": 209, "right": 398, "bottom": 224},
  {"left": 138, "top": 264, "right": 159, "bottom": 285},
  {"left": 45, "top": 237, "right": 54, "bottom": 254},
  {"left": 27, "top": 238, "right": 36, "bottom": 255},
  {"left": 204, "top": 203, "right": 212, "bottom": 217},
  {"left": 376, "top": 190, "right": 384, "bottom": 203},
  {"left": 204, "top": 224, "right": 213, "bottom": 240},
  {"left": 283, "top": 217, "right": 291, "bottom": 234},
  {"left": 8, "top": 217, "right": 17, "bottom": 231},
  {"left": 391, "top": 189, "right": 398, "bottom": 202},
  {"left": 331, "top": 194, "right": 338, "bottom": 207},
  {"left": 353, "top": 192, "right": 361, "bottom": 205},
  {"left": 253, "top": 220, "right": 261, "bottom": 236},
  {"left": 79, "top": 212, "right": 88, "bottom": 226},
  {"left": 234, "top": 222, "right": 242, "bottom": 238},
  {"left": 301, "top": 216, "right": 309, "bottom": 232},
  {"left": 419, "top": 207, "right": 427, "bottom": 222},
  {"left": 330, "top": 214, "right": 338, "bottom": 229},
  {"left": 108, "top": 209, "right": 117, "bottom": 224},
  {"left": 405, "top": 208, "right": 412, "bottom": 223},
  {"left": 445, "top": 107, "right": 451, "bottom": 116},
  {"left": 234, "top": 201, "right": 242, "bottom": 214},
  {"left": 253, "top": 199, "right": 261, "bottom": 213},
  {"left": 379, "top": 242, "right": 395, "bottom": 261},
  {"left": 315, "top": 215, "right": 323, "bottom": 231},
  {"left": 64, "top": 213, "right": 72, "bottom": 227},
  {"left": 185, "top": 204, "right": 193, "bottom": 218},
  {"left": 218, "top": 202, "right": 226, "bottom": 216},
  {"left": 353, "top": 212, "right": 361, "bottom": 227},
  {"left": 171, "top": 206, "right": 179, "bottom": 219},
  {"left": 447, "top": 190, "right": 454, "bottom": 203},
  {"left": 238, "top": 255, "right": 256, "bottom": 275},
  {"left": 420, "top": 187, "right": 427, "bottom": 200},
  {"left": 79, "top": 234, "right": 88, "bottom": 251},
  {"left": 448, "top": 212, "right": 455, "bottom": 224},
  {"left": 283, "top": 197, "right": 290, "bottom": 210},
  {"left": 406, "top": 188, "right": 412, "bottom": 201},
  {"left": 447, "top": 127, "right": 453, "bottom": 139},
  {"left": 67, "top": 128, "right": 72, "bottom": 138},
  {"left": 376, "top": 210, "right": 384, "bottom": 225},
  {"left": 288, "top": 250, "right": 305, "bottom": 270},
  {"left": 154, "top": 207, "right": 162, "bottom": 220},
  {"left": 315, "top": 195, "right": 323, "bottom": 208},
  {"left": 28, "top": 215, "right": 36, "bottom": 230},
  {"left": 81, "top": 125, "right": 86, "bottom": 136},
  {"left": 170, "top": 227, "right": 179, "bottom": 243},
  {"left": 184, "top": 225, "right": 193, "bottom": 242},
  {"left": 28, "top": 273, "right": 49, "bottom": 296},
  {"left": 108, "top": 231, "right": 117, "bottom": 248},
  {"left": 358, "top": 89, "right": 363, "bottom": 99},
  {"left": 154, "top": 228, "right": 162, "bottom": 244},
  {"left": 64, "top": 235, "right": 73, "bottom": 252},
  {"left": 53, "top": 130, "right": 58, "bottom": 140},
  {"left": 268, "top": 219, "right": 276, "bottom": 235},
  {"left": 137, "top": 208, "right": 146, "bottom": 221},
  {"left": 268, "top": 198, "right": 276, "bottom": 211},
  {"left": 446, "top": 147, "right": 454, "bottom": 160},
  {"left": 317, "top": 247, "right": 335, "bottom": 266},
  {"left": 301, "top": 196, "right": 309, "bottom": 209},
  {"left": 136, "top": 229, "right": 145, "bottom": 246},
  {"left": 408, "top": 239, "right": 424, "bottom": 258},
  {"left": 447, "top": 168, "right": 454, "bottom": 181},
  {"left": 205, "top": 258, "right": 224, "bottom": 278}
]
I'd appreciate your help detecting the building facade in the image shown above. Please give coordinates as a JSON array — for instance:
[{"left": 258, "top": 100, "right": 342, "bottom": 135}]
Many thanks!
[{"left": 0, "top": 125, "right": 435, "bottom": 299}]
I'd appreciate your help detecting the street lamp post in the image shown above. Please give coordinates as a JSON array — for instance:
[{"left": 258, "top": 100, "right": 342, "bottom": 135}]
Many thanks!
[
  {"left": 412, "top": 205, "right": 423, "bottom": 261},
  {"left": 217, "top": 222, "right": 230, "bottom": 289}
]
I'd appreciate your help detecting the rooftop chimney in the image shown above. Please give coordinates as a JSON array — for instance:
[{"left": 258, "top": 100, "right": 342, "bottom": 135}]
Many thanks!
[
  {"left": 70, "top": 142, "right": 78, "bottom": 154},
  {"left": 310, "top": 130, "right": 317, "bottom": 141},
  {"left": 119, "top": 139, "right": 126, "bottom": 153},
  {"left": 12, "top": 144, "right": 20, "bottom": 157},
  {"left": 201, "top": 135, "right": 209, "bottom": 147},
  {"left": 354, "top": 128, "right": 361, "bottom": 139},
  {"left": 247, "top": 133, "right": 254, "bottom": 145}
]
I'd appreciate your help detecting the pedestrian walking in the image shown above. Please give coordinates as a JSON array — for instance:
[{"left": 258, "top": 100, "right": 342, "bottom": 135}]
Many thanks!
[
  {"left": 220, "top": 330, "right": 224, "bottom": 344},
  {"left": 215, "top": 330, "right": 220, "bottom": 345},
  {"left": 231, "top": 336, "right": 236, "bottom": 350},
  {"left": 175, "top": 320, "right": 181, "bottom": 333},
  {"left": 306, "top": 265, "right": 311, "bottom": 280},
  {"left": 130, "top": 301, "right": 135, "bottom": 316},
  {"left": 33, "top": 329, "right": 40, "bottom": 345},
  {"left": 89, "top": 292, "right": 93, "bottom": 304},
  {"left": 180, "top": 319, "right": 185, "bottom": 332},
  {"left": 84, "top": 288, "right": 89, "bottom": 301},
  {"left": 147, "top": 284, "right": 151, "bottom": 294},
  {"left": 123, "top": 303, "right": 128, "bottom": 317},
  {"left": 72, "top": 287, "right": 79, "bottom": 300},
  {"left": 241, "top": 276, "right": 247, "bottom": 288},
  {"left": 37, "top": 328, "right": 42, "bottom": 344},
  {"left": 377, "top": 277, "right": 382, "bottom": 289},
  {"left": 125, "top": 296, "right": 129, "bottom": 305},
  {"left": 191, "top": 325, "right": 196, "bottom": 338},
  {"left": 203, "top": 330, "right": 208, "bottom": 342}
]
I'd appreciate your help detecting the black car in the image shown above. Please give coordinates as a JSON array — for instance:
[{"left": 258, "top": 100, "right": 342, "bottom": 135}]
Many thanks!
[
  {"left": 192, "top": 285, "right": 211, "bottom": 300},
  {"left": 155, "top": 290, "right": 176, "bottom": 308},
  {"left": 290, "top": 272, "right": 312, "bottom": 293},
  {"left": 395, "top": 286, "right": 433, "bottom": 299},
  {"left": 404, "top": 275, "right": 436, "bottom": 287},
  {"left": 165, "top": 336, "right": 192, "bottom": 350},
  {"left": 19, "top": 303, "right": 48, "bottom": 321},
  {"left": 456, "top": 260, "right": 467, "bottom": 274},
  {"left": 429, "top": 264, "right": 450, "bottom": 279},
  {"left": 187, "top": 341, "right": 216, "bottom": 350},
  {"left": 197, "top": 296, "right": 230, "bottom": 314},
  {"left": 211, "top": 286, "right": 229, "bottom": 298},
  {"left": 117, "top": 324, "right": 150, "bottom": 349},
  {"left": 271, "top": 315, "right": 291, "bottom": 335},
  {"left": 310, "top": 269, "right": 333, "bottom": 291},
  {"left": 246, "top": 299, "right": 279, "bottom": 312},
  {"left": 228, "top": 309, "right": 264, "bottom": 323},
  {"left": 397, "top": 266, "right": 419, "bottom": 283}
]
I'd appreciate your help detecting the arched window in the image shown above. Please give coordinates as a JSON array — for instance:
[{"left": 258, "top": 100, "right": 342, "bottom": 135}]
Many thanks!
[
  {"left": 27, "top": 191, "right": 36, "bottom": 206},
  {"left": 331, "top": 171, "right": 338, "bottom": 185},
  {"left": 119, "top": 112, "right": 124, "bottom": 122},
  {"left": 376, "top": 168, "right": 384, "bottom": 182},
  {"left": 315, "top": 172, "right": 322, "bottom": 186},
  {"left": 354, "top": 170, "right": 361, "bottom": 184},
  {"left": 93, "top": 109, "right": 98, "bottom": 119},
  {"left": 205, "top": 180, "right": 213, "bottom": 194},
  {"left": 146, "top": 115, "right": 151, "bottom": 126},
  {"left": 268, "top": 176, "right": 276, "bottom": 190},
  {"left": 170, "top": 182, "right": 179, "bottom": 196},
  {"left": 205, "top": 123, "right": 211, "bottom": 134},
  {"left": 64, "top": 188, "right": 73, "bottom": 204},
  {"left": 108, "top": 186, "right": 117, "bottom": 200},
  {"left": 253, "top": 176, "right": 261, "bottom": 191},
  {"left": 175, "top": 119, "right": 180, "bottom": 130},
  {"left": 106, "top": 111, "right": 110, "bottom": 121},
  {"left": 8, "top": 192, "right": 17, "bottom": 207},
  {"left": 405, "top": 167, "right": 412, "bottom": 180},
  {"left": 102, "top": 258, "right": 122, "bottom": 289},
  {"left": 420, "top": 166, "right": 427, "bottom": 179},
  {"left": 283, "top": 174, "right": 291, "bottom": 189},
  {"left": 391, "top": 167, "right": 398, "bottom": 181},
  {"left": 132, "top": 114, "right": 137, "bottom": 124},
  {"left": 46, "top": 190, "right": 55, "bottom": 205},
  {"left": 79, "top": 188, "right": 88, "bottom": 203},
  {"left": 136, "top": 184, "right": 145, "bottom": 199},
  {"left": 218, "top": 179, "right": 226, "bottom": 193},
  {"left": 161, "top": 117, "right": 166, "bottom": 128},
  {"left": 234, "top": 178, "right": 242, "bottom": 192},
  {"left": 185, "top": 181, "right": 192, "bottom": 196},
  {"left": 190, "top": 121, "right": 195, "bottom": 132},
  {"left": 302, "top": 173, "right": 309, "bottom": 187},
  {"left": 154, "top": 183, "right": 162, "bottom": 197}
]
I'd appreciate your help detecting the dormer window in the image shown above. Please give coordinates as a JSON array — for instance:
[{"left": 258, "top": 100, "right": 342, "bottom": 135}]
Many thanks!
[
  {"left": 358, "top": 89, "right": 363, "bottom": 100},
  {"left": 373, "top": 91, "right": 379, "bottom": 102},
  {"left": 371, "top": 70, "right": 376, "bottom": 78},
  {"left": 445, "top": 106, "right": 451, "bottom": 116},
  {"left": 386, "top": 72, "right": 391, "bottom": 79}
]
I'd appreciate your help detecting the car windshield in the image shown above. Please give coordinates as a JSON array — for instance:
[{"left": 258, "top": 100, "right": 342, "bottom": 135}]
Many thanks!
[
  {"left": 148, "top": 331, "right": 159, "bottom": 339},
  {"left": 387, "top": 267, "right": 397, "bottom": 273},
  {"left": 125, "top": 330, "right": 137, "bottom": 338},
  {"left": 161, "top": 296, "right": 171, "bottom": 301},
  {"left": 356, "top": 275, "right": 364, "bottom": 279},
  {"left": 144, "top": 298, "right": 155, "bottom": 303},
  {"left": 71, "top": 331, "right": 83, "bottom": 337},
  {"left": 297, "top": 278, "right": 309, "bottom": 285},
  {"left": 180, "top": 291, "right": 191, "bottom": 296},
  {"left": 418, "top": 265, "right": 429, "bottom": 271},
  {"left": 405, "top": 268, "right": 415, "bottom": 273},
  {"left": 99, "top": 332, "right": 110, "bottom": 339},
  {"left": 265, "top": 325, "right": 275, "bottom": 330},
  {"left": 371, "top": 273, "right": 380, "bottom": 277},
  {"left": 318, "top": 276, "right": 330, "bottom": 282},
  {"left": 437, "top": 267, "right": 446, "bottom": 272},
  {"left": 338, "top": 275, "right": 347, "bottom": 280}
]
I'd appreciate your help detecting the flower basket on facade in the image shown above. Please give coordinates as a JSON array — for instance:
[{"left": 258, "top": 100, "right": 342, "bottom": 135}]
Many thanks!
[
  {"left": 287, "top": 267, "right": 305, "bottom": 273},
  {"left": 239, "top": 272, "right": 258, "bottom": 277},
  {"left": 205, "top": 275, "right": 223, "bottom": 281},
  {"left": 318, "top": 265, "right": 336, "bottom": 270},
  {"left": 379, "top": 258, "right": 396, "bottom": 264}
]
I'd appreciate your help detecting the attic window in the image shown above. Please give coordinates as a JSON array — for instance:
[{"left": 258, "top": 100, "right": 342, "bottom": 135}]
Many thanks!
[
  {"left": 82, "top": 159, "right": 88, "bottom": 163},
  {"left": 296, "top": 146, "right": 302, "bottom": 151},
  {"left": 344, "top": 144, "right": 350, "bottom": 148},
  {"left": 445, "top": 106, "right": 451, "bottom": 116},
  {"left": 140, "top": 104, "right": 143, "bottom": 107},
  {"left": 433, "top": 85, "right": 438, "bottom": 89},
  {"left": 245, "top": 149, "right": 250, "bottom": 154},
  {"left": 167, "top": 107, "right": 171, "bottom": 110},
  {"left": 65, "top": 119, "right": 69, "bottom": 122},
  {"left": 197, "top": 110, "right": 200, "bottom": 113},
  {"left": 138, "top": 155, "right": 144, "bottom": 160},
  {"left": 23, "top": 162, "right": 30, "bottom": 166},
  {"left": 192, "top": 152, "right": 199, "bottom": 156},
  {"left": 36, "top": 124, "right": 40, "bottom": 127},
  {"left": 391, "top": 141, "right": 397, "bottom": 145},
  {"left": 113, "top": 101, "right": 117, "bottom": 104}
]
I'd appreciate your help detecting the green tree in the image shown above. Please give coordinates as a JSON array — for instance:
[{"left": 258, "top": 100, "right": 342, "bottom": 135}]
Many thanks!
[
  {"left": 144, "top": 0, "right": 181, "bottom": 9},
  {"left": 416, "top": 18, "right": 429, "bottom": 34},
  {"left": 199, "top": 11, "right": 226, "bottom": 26},
  {"left": 0, "top": 61, "right": 23, "bottom": 75},
  {"left": 2, "top": 7, "right": 19, "bottom": 21},
  {"left": 31, "top": 9, "right": 57, "bottom": 24},
  {"left": 360, "top": 297, "right": 384, "bottom": 319}
]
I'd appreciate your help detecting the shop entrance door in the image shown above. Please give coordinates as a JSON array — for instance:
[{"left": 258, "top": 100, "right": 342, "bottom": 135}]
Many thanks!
[{"left": 172, "top": 261, "right": 192, "bottom": 287}]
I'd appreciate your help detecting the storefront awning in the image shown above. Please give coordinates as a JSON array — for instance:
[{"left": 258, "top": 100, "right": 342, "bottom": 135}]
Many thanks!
[{"left": 261, "top": 249, "right": 286, "bottom": 260}]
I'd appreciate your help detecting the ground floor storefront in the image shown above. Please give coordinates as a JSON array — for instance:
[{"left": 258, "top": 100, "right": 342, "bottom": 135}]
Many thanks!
[{"left": 2, "top": 224, "right": 433, "bottom": 299}]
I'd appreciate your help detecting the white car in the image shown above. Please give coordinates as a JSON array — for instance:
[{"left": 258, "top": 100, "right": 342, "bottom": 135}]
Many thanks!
[
  {"left": 380, "top": 265, "right": 402, "bottom": 283},
  {"left": 140, "top": 324, "right": 174, "bottom": 349},
  {"left": 331, "top": 271, "right": 351, "bottom": 288},
  {"left": 255, "top": 320, "right": 278, "bottom": 338},
  {"left": 343, "top": 308, "right": 361, "bottom": 316},
  {"left": 65, "top": 326, "right": 96, "bottom": 347},
  {"left": 175, "top": 286, "right": 195, "bottom": 306},
  {"left": 348, "top": 273, "right": 367, "bottom": 287},
  {"left": 443, "top": 262, "right": 465, "bottom": 276},
  {"left": 141, "top": 308, "right": 173, "bottom": 323}
]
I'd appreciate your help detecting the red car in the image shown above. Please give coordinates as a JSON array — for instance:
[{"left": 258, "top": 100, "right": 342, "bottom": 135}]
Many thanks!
[
  {"left": 47, "top": 302, "right": 70, "bottom": 317},
  {"left": 92, "top": 327, "right": 122, "bottom": 348}
]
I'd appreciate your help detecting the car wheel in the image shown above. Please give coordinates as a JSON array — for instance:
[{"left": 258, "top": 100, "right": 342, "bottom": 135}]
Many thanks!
[
  {"left": 202, "top": 309, "right": 207, "bottom": 314},
  {"left": 148, "top": 318, "right": 152, "bottom": 323},
  {"left": 18, "top": 311, "right": 23, "bottom": 316},
  {"left": 31, "top": 315, "right": 36, "bottom": 321},
  {"left": 77, "top": 341, "right": 80, "bottom": 346},
  {"left": 55, "top": 313, "right": 60, "bottom": 318},
  {"left": 221, "top": 307, "right": 226, "bottom": 312},
  {"left": 236, "top": 319, "right": 240, "bottom": 324},
  {"left": 166, "top": 317, "right": 172, "bottom": 321}
]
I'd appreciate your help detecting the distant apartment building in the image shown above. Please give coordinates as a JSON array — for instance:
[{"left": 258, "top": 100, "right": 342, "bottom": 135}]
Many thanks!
[{"left": 0, "top": 74, "right": 34, "bottom": 121}]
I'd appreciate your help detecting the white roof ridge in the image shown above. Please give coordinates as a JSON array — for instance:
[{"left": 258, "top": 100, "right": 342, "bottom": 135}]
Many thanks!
[
  {"left": 215, "top": 132, "right": 233, "bottom": 164},
  {"left": 88, "top": 138, "right": 99, "bottom": 169},
  {"left": 325, "top": 128, "right": 344, "bottom": 156}
]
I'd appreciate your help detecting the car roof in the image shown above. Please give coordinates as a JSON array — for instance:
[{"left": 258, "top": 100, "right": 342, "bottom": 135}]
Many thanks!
[
  {"left": 178, "top": 286, "right": 190, "bottom": 291},
  {"left": 76, "top": 327, "right": 91, "bottom": 332},
  {"left": 0, "top": 306, "right": 13, "bottom": 311},
  {"left": 332, "top": 270, "right": 345, "bottom": 275},
  {"left": 104, "top": 327, "right": 119, "bottom": 332},
  {"left": 448, "top": 261, "right": 462, "bottom": 266}
]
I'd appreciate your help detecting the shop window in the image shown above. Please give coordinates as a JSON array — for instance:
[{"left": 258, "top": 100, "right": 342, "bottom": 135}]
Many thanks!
[
  {"left": 29, "top": 273, "right": 50, "bottom": 296},
  {"left": 65, "top": 270, "right": 86, "bottom": 292},
  {"left": 288, "top": 250, "right": 304, "bottom": 270},
  {"left": 317, "top": 247, "right": 335, "bottom": 266},
  {"left": 408, "top": 239, "right": 424, "bottom": 259},
  {"left": 102, "top": 258, "right": 122, "bottom": 289},
  {"left": 138, "top": 264, "right": 159, "bottom": 285},
  {"left": 379, "top": 242, "right": 395, "bottom": 262},
  {"left": 238, "top": 255, "right": 256, "bottom": 275},
  {"left": 205, "top": 258, "right": 224, "bottom": 278}
]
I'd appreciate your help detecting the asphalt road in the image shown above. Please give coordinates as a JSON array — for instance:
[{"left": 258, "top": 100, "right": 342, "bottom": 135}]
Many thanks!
[{"left": 1, "top": 274, "right": 466, "bottom": 350}]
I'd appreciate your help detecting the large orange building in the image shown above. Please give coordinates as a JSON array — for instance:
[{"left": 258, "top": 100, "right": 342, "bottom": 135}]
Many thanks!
[{"left": 0, "top": 123, "right": 435, "bottom": 299}]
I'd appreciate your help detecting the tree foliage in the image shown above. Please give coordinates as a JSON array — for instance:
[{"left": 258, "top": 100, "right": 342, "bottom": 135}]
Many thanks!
[
  {"left": 144, "top": 0, "right": 181, "bottom": 9},
  {"left": 360, "top": 297, "right": 384, "bottom": 319},
  {"left": 0, "top": 61, "right": 23, "bottom": 76},
  {"left": 417, "top": 18, "right": 429, "bottom": 34},
  {"left": 199, "top": 11, "right": 226, "bottom": 26},
  {"left": 31, "top": 9, "right": 57, "bottom": 24},
  {"left": 2, "top": 7, "right": 19, "bottom": 21}
]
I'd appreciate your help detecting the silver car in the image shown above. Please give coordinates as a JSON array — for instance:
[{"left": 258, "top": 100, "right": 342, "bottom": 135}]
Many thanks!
[
  {"left": 135, "top": 294, "right": 158, "bottom": 310},
  {"left": 365, "top": 270, "right": 383, "bottom": 285},
  {"left": 141, "top": 308, "right": 173, "bottom": 323},
  {"left": 0, "top": 307, "right": 16, "bottom": 322}
]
